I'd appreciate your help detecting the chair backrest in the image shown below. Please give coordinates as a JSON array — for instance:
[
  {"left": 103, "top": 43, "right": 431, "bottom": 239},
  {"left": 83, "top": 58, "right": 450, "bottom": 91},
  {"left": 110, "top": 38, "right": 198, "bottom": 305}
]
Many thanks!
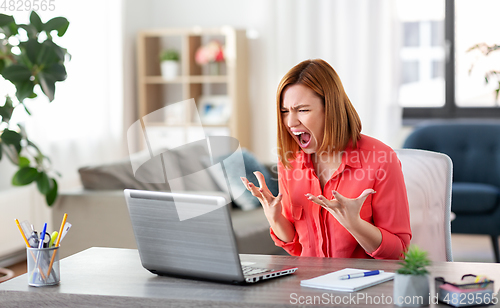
[
  {"left": 403, "top": 122, "right": 500, "bottom": 187},
  {"left": 395, "top": 149, "right": 453, "bottom": 262}
]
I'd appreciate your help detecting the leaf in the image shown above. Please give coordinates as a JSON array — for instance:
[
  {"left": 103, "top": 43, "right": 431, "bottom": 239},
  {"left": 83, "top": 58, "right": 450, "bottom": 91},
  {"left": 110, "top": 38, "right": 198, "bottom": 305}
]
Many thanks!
[
  {"left": 36, "top": 40, "right": 61, "bottom": 66},
  {"left": 29, "top": 11, "right": 43, "bottom": 33},
  {"left": 45, "top": 178, "right": 58, "bottom": 206},
  {"left": 38, "top": 72, "right": 56, "bottom": 101},
  {"left": 21, "top": 39, "right": 42, "bottom": 65},
  {"left": 1, "top": 129, "right": 22, "bottom": 153},
  {"left": 8, "top": 22, "right": 18, "bottom": 36},
  {"left": 18, "top": 156, "right": 30, "bottom": 167},
  {"left": 0, "top": 14, "right": 15, "bottom": 27},
  {"left": 14, "top": 80, "right": 35, "bottom": 102},
  {"left": 0, "top": 96, "right": 14, "bottom": 121},
  {"left": 37, "top": 171, "right": 51, "bottom": 194},
  {"left": 12, "top": 166, "right": 39, "bottom": 186},
  {"left": 43, "top": 63, "right": 66, "bottom": 81},
  {"left": 17, "top": 51, "right": 33, "bottom": 68},
  {"left": 44, "top": 17, "right": 69, "bottom": 37},
  {"left": 1, "top": 64, "right": 32, "bottom": 83},
  {"left": 0, "top": 143, "right": 3, "bottom": 160},
  {"left": 18, "top": 24, "right": 37, "bottom": 39},
  {"left": 0, "top": 59, "right": 5, "bottom": 74},
  {"left": 20, "top": 102, "right": 32, "bottom": 115},
  {"left": 39, "top": 40, "right": 66, "bottom": 63}
]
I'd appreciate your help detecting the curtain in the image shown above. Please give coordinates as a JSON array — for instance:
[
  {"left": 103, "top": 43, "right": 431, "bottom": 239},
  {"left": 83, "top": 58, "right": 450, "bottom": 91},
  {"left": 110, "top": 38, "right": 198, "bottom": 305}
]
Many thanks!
[{"left": 271, "top": 0, "right": 401, "bottom": 147}]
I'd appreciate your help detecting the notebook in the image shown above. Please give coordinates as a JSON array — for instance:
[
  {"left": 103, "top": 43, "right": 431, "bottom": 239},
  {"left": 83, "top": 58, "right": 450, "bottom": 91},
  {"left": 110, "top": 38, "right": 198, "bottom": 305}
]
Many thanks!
[
  {"left": 300, "top": 268, "right": 394, "bottom": 292},
  {"left": 124, "top": 189, "right": 298, "bottom": 284}
]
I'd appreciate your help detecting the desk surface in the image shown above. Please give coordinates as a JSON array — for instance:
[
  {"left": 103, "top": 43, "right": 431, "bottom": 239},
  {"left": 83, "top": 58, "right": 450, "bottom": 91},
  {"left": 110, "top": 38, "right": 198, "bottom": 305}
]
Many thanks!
[{"left": 1, "top": 247, "right": 499, "bottom": 307}]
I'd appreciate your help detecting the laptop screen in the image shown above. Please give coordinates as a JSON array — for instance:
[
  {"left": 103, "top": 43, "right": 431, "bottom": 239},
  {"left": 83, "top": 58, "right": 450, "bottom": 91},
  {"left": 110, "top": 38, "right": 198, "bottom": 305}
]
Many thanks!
[{"left": 125, "top": 190, "right": 244, "bottom": 282}]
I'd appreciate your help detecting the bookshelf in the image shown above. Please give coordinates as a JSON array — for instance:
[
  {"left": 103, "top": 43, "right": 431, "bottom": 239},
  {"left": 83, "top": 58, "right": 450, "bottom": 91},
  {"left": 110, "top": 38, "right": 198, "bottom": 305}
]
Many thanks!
[{"left": 136, "top": 27, "right": 250, "bottom": 151}]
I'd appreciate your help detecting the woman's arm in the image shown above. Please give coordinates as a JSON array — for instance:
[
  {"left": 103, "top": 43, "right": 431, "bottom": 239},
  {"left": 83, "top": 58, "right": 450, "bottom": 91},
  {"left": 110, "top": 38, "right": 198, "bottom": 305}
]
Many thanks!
[{"left": 309, "top": 149, "right": 411, "bottom": 259}]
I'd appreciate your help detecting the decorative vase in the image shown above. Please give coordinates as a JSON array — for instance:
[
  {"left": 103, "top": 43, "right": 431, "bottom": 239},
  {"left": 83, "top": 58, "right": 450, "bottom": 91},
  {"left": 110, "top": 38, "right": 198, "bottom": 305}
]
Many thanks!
[
  {"left": 393, "top": 273, "right": 430, "bottom": 307},
  {"left": 208, "top": 62, "right": 220, "bottom": 75},
  {"left": 161, "top": 60, "right": 179, "bottom": 80}
]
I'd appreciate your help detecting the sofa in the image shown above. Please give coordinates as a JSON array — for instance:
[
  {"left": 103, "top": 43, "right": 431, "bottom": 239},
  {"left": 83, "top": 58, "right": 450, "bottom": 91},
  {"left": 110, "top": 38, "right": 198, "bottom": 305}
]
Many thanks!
[
  {"left": 403, "top": 121, "right": 500, "bottom": 263},
  {"left": 52, "top": 143, "right": 286, "bottom": 259}
]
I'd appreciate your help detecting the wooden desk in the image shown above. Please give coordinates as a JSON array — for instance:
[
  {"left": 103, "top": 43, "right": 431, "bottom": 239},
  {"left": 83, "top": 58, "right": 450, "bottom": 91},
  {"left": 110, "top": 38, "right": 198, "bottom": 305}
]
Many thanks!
[{"left": 0, "top": 247, "right": 499, "bottom": 307}]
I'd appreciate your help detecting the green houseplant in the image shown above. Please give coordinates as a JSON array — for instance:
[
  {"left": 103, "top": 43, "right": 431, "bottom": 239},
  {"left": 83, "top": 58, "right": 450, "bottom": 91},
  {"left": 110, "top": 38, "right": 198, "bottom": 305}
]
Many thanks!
[
  {"left": 467, "top": 43, "right": 500, "bottom": 101},
  {"left": 393, "top": 245, "right": 432, "bottom": 307},
  {"left": 160, "top": 49, "right": 179, "bottom": 62},
  {"left": 0, "top": 11, "right": 70, "bottom": 206},
  {"left": 159, "top": 49, "right": 179, "bottom": 80}
]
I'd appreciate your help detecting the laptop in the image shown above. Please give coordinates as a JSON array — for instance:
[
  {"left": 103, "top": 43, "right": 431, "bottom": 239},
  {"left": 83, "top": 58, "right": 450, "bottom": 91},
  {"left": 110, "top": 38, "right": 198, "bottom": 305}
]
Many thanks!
[{"left": 124, "top": 189, "right": 298, "bottom": 284}]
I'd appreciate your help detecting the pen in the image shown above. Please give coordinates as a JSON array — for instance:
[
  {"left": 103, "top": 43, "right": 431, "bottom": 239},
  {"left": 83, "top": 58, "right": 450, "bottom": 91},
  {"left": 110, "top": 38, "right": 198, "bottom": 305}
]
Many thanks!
[
  {"left": 339, "top": 270, "right": 383, "bottom": 280},
  {"left": 60, "top": 222, "right": 72, "bottom": 243},
  {"left": 33, "top": 222, "right": 48, "bottom": 283},
  {"left": 38, "top": 223, "right": 47, "bottom": 249}
]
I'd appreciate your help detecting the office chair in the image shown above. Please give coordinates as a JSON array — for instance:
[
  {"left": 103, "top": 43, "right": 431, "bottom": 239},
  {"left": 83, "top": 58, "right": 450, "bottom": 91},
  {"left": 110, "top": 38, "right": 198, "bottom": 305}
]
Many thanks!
[
  {"left": 404, "top": 122, "right": 500, "bottom": 263},
  {"left": 395, "top": 149, "right": 453, "bottom": 262}
]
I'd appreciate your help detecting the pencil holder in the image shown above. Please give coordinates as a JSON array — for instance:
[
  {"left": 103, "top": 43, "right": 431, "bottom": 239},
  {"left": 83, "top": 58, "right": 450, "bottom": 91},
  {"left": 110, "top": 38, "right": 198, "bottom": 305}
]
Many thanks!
[{"left": 27, "top": 246, "right": 60, "bottom": 287}]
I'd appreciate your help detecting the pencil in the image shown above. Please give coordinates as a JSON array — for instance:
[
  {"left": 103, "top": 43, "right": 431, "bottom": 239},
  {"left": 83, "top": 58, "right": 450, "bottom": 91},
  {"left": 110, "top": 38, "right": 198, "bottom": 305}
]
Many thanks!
[
  {"left": 46, "top": 213, "right": 67, "bottom": 278},
  {"left": 16, "top": 219, "right": 47, "bottom": 281},
  {"left": 15, "top": 219, "right": 30, "bottom": 248}
]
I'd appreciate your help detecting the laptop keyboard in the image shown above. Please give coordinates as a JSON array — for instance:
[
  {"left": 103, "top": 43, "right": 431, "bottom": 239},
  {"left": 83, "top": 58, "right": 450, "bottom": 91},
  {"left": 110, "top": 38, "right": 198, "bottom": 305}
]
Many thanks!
[{"left": 242, "top": 265, "right": 274, "bottom": 277}]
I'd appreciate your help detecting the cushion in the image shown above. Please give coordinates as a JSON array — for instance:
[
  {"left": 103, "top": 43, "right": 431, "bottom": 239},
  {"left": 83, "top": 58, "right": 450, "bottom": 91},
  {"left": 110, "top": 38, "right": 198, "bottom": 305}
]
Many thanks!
[
  {"left": 202, "top": 148, "right": 278, "bottom": 211},
  {"left": 452, "top": 182, "right": 500, "bottom": 214},
  {"left": 172, "top": 140, "right": 220, "bottom": 192},
  {"left": 78, "top": 141, "right": 221, "bottom": 193}
]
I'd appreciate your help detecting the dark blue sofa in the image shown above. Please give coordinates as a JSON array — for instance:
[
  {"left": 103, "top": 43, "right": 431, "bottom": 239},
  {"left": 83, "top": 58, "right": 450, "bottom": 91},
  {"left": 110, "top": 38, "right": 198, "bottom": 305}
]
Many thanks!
[{"left": 403, "top": 122, "right": 500, "bottom": 262}]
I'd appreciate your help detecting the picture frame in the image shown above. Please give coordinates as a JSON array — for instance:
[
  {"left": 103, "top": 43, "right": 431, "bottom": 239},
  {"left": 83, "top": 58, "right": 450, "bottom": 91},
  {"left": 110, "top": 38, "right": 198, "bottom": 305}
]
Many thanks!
[{"left": 197, "top": 95, "right": 231, "bottom": 125}]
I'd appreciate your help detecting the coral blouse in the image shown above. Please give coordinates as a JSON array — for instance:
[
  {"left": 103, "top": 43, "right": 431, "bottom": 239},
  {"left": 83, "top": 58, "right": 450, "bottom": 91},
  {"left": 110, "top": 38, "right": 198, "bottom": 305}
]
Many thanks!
[{"left": 270, "top": 135, "right": 411, "bottom": 259}]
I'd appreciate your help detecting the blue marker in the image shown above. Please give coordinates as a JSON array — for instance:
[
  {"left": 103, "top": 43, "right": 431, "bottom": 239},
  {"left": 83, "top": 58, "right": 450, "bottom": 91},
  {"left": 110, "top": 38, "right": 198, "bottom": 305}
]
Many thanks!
[
  {"left": 38, "top": 223, "right": 47, "bottom": 249},
  {"left": 339, "top": 270, "right": 383, "bottom": 280}
]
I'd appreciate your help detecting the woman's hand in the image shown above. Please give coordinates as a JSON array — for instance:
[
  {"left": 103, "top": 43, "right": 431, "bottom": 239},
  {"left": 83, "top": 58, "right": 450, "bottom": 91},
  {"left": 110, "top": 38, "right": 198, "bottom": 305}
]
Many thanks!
[
  {"left": 306, "top": 189, "right": 382, "bottom": 253},
  {"left": 240, "top": 172, "right": 283, "bottom": 222},
  {"left": 306, "top": 189, "right": 375, "bottom": 230},
  {"left": 240, "top": 172, "right": 295, "bottom": 243}
]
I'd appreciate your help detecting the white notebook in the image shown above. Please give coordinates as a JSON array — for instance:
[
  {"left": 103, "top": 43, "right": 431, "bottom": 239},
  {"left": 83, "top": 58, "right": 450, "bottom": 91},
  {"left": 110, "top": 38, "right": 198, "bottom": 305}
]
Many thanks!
[{"left": 300, "top": 268, "right": 394, "bottom": 292}]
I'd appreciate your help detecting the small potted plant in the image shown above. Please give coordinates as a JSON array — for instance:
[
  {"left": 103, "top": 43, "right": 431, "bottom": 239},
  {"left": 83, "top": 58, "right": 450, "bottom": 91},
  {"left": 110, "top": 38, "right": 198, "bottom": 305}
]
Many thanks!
[
  {"left": 393, "top": 245, "right": 432, "bottom": 307},
  {"left": 160, "top": 49, "right": 180, "bottom": 80}
]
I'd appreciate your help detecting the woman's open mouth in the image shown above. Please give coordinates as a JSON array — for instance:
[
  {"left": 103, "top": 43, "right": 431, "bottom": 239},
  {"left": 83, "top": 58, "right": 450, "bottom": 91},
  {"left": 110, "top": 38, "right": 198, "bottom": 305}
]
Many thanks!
[{"left": 293, "top": 131, "right": 312, "bottom": 148}]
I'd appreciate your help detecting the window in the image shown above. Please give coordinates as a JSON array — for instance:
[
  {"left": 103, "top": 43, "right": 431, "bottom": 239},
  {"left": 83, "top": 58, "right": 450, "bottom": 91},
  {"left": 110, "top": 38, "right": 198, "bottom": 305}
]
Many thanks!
[{"left": 398, "top": 0, "right": 500, "bottom": 120}]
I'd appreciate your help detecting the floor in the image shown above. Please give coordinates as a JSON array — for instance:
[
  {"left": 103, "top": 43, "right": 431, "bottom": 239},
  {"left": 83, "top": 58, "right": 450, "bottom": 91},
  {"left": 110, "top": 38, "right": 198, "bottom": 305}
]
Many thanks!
[
  {"left": 451, "top": 234, "right": 498, "bottom": 263},
  {"left": 0, "top": 234, "right": 497, "bottom": 283}
]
